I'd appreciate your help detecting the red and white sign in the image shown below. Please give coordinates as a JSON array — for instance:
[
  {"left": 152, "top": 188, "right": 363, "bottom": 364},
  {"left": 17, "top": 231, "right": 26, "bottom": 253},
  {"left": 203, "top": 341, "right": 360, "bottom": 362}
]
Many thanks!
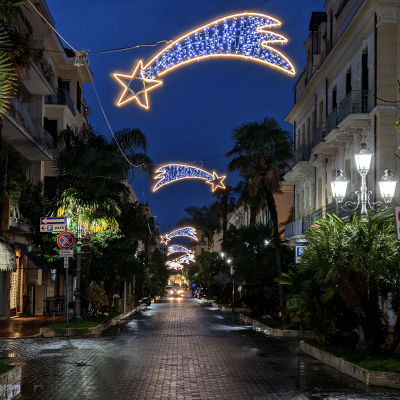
[
  {"left": 395, "top": 206, "right": 400, "bottom": 241},
  {"left": 57, "top": 232, "right": 76, "bottom": 249}
]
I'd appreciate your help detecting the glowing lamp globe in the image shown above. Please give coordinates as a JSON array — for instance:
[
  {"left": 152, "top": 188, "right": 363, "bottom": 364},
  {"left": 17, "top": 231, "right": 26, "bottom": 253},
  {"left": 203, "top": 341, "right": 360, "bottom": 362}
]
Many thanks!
[
  {"left": 331, "top": 170, "right": 349, "bottom": 203},
  {"left": 354, "top": 143, "right": 373, "bottom": 175},
  {"left": 378, "top": 170, "right": 397, "bottom": 203}
]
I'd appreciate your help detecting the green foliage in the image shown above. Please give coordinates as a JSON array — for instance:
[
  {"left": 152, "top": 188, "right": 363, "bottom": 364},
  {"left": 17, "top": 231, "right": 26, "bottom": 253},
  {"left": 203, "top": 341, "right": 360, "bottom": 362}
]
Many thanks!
[
  {"left": 0, "top": 363, "right": 13, "bottom": 375},
  {"left": 45, "top": 312, "right": 120, "bottom": 329},
  {"left": 285, "top": 211, "right": 400, "bottom": 353}
]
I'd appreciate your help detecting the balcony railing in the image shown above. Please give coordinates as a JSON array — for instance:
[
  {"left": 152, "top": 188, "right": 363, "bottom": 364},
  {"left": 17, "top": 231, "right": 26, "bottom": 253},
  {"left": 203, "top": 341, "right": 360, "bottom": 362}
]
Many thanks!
[
  {"left": 312, "top": 124, "right": 325, "bottom": 148},
  {"left": 45, "top": 88, "right": 76, "bottom": 117},
  {"left": 326, "top": 108, "right": 339, "bottom": 136},
  {"left": 338, "top": 90, "right": 371, "bottom": 123},
  {"left": 31, "top": 41, "right": 57, "bottom": 92},
  {"left": 7, "top": 98, "right": 54, "bottom": 151},
  {"left": 284, "top": 217, "right": 311, "bottom": 239},
  {"left": 286, "top": 143, "right": 312, "bottom": 173}
]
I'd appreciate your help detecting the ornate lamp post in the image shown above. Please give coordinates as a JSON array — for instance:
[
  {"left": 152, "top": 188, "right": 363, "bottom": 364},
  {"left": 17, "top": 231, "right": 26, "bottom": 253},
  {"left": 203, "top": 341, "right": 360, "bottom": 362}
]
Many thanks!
[{"left": 331, "top": 143, "right": 397, "bottom": 218}]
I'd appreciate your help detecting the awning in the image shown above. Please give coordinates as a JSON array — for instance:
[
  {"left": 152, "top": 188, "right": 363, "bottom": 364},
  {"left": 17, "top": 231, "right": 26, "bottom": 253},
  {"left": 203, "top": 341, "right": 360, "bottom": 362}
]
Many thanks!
[
  {"left": 0, "top": 242, "right": 17, "bottom": 271},
  {"left": 17, "top": 243, "right": 48, "bottom": 269}
]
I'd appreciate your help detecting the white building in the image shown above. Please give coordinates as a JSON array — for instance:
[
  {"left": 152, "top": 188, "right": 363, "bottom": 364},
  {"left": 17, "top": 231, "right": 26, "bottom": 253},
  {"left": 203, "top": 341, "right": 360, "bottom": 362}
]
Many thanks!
[{"left": 284, "top": 0, "right": 400, "bottom": 239}]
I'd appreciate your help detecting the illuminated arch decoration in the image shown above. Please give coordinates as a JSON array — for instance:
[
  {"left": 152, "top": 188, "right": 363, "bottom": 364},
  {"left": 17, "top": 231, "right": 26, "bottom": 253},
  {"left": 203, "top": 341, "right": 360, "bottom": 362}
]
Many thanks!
[
  {"left": 167, "top": 245, "right": 194, "bottom": 256},
  {"left": 154, "top": 164, "right": 225, "bottom": 192},
  {"left": 160, "top": 227, "right": 198, "bottom": 245},
  {"left": 113, "top": 13, "right": 295, "bottom": 109}
]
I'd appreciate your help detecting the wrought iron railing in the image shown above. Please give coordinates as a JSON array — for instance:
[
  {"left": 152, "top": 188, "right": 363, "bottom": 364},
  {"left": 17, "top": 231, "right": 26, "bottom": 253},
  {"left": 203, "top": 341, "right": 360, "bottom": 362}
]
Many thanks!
[
  {"left": 338, "top": 90, "right": 371, "bottom": 122},
  {"left": 7, "top": 98, "right": 54, "bottom": 151},
  {"left": 45, "top": 88, "right": 76, "bottom": 117},
  {"left": 31, "top": 41, "right": 57, "bottom": 93},
  {"left": 286, "top": 143, "right": 312, "bottom": 173},
  {"left": 312, "top": 124, "right": 325, "bottom": 148},
  {"left": 326, "top": 108, "right": 339, "bottom": 136}
]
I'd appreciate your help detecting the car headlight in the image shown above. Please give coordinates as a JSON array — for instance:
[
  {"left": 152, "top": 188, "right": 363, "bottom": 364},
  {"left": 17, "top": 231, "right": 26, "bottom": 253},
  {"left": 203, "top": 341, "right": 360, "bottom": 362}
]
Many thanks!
[{"left": 170, "top": 290, "right": 173, "bottom": 294}]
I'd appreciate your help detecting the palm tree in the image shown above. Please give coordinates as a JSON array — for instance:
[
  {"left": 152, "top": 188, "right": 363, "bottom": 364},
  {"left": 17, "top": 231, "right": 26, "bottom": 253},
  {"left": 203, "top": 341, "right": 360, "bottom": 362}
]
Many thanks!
[
  {"left": 0, "top": 0, "right": 36, "bottom": 228},
  {"left": 213, "top": 185, "right": 235, "bottom": 235},
  {"left": 226, "top": 117, "right": 293, "bottom": 308},
  {"left": 234, "top": 176, "right": 267, "bottom": 225},
  {"left": 177, "top": 203, "right": 221, "bottom": 249},
  {"left": 301, "top": 211, "right": 400, "bottom": 354}
]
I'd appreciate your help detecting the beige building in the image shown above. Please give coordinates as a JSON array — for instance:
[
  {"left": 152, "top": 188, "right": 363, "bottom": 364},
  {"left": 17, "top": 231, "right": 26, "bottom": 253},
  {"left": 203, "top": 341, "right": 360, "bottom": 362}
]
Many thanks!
[
  {"left": 188, "top": 231, "right": 210, "bottom": 257},
  {"left": 284, "top": 0, "right": 400, "bottom": 240},
  {"left": 1, "top": 0, "right": 92, "bottom": 319}
]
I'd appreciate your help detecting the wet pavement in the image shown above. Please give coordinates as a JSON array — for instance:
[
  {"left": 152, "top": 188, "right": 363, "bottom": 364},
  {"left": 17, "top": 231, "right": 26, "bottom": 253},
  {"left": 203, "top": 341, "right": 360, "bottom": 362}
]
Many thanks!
[
  {"left": 1, "top": 296, "right": 399, "bottom": 399},
  {"left": 0, "top": 315, "right": 67, "bottom": 338}
]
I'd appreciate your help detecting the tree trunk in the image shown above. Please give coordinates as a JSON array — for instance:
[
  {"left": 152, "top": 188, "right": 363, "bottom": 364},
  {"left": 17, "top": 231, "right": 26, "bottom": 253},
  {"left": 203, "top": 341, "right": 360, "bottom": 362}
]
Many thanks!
[
  {"left": 264, "top": 188, "right": 284, "bottom": 309},
  {"left": 0, "top": 116, "right": 4, "bottom": 229},
  {"left": 250, "top": 205, "right": 257, "bottom": 225}
]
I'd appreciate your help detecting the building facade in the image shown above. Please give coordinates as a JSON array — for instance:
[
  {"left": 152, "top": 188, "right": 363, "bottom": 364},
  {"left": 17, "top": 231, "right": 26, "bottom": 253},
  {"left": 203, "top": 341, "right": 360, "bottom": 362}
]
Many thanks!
[
  {"left": 0, "top": 0, "right": 92, "bottom": 319},
  {"left": 284, "top": 0, "right": 400, "bottom": 240}
]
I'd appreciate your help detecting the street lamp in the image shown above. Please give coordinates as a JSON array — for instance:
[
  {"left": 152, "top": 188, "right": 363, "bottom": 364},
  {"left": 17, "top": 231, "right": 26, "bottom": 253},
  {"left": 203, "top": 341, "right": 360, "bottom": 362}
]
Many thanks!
[{"left": 331, "top": 143, "right": 397, "bottom": 217}]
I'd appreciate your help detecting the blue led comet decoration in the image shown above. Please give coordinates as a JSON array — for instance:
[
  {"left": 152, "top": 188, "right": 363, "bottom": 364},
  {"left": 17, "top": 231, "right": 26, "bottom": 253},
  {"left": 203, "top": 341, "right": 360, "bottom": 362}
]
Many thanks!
[
  {"left": 160, "top": 227, "right": 198, "bottom": 245},
  {"left": 166, "top": 261, "right": 183, "bottom": 270},
  {"left": 174, "top": 253, "right": 195, "bottom": 264},
  {"left": 167, "top": 245, "right": 194, "bottom": 256},
  {"left": 154, "top": 164, "right": 226, "bottom": 192},
  {"left": 113, "top": 12, "right": 295, "bottom": 109}
]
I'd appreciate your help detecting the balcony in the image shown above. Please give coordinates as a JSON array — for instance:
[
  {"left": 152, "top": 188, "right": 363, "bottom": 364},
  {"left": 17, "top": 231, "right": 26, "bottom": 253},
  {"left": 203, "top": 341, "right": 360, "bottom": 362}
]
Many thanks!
[
  {"left": 3, "top": 98, "right": 53, "bottom": 161},
  {"left": 326, "top": 108, "right": 338, "bottom": 136},
  {"left": 45, "top": 88, "right": 76, "bottom": 117},
  {"left": 338, "top": 90, "right": 371, "bottom": 123},
  {"left": 284, "top": 217, "right": 311, "bottom": 240},
  {"left": 286, "top": 144, "right": 312, "bottom": 172},
  {"left": 312, "top": 124, "right": 325, "bottom": 148}
]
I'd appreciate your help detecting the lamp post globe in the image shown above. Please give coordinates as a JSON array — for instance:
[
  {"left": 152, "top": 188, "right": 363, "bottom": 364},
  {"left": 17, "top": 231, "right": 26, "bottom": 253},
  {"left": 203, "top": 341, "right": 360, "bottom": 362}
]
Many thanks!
[
  {"left": 354, "top": 143, "right": 373, "bottom": 175},
  {"left": 331, "top": 170, "right": 350, "bottom": 203},
  {"left": 378, "top": 170, "right": 397, "bottom": 204}
]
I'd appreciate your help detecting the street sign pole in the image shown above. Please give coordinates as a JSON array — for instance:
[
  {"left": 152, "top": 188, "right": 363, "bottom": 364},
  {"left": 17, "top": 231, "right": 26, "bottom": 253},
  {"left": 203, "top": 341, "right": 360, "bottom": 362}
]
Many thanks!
[{"left": 64, "top": 257, "right": 69, "bottom": 328}]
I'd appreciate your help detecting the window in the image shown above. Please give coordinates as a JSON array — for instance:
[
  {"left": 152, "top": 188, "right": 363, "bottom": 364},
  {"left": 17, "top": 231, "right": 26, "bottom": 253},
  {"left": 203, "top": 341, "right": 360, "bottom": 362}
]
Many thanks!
[
  {"left": 51, "top": 270, "right": 56, "bottom": 284},
  {"left": 44, "top": 118, "right": 58, "bottom": 147},
  {"left": 201, "top": 248, "right": 204, "bottom": 254},
  {"left": 58, "top": 78, "right": 70, "bottom": 94},
  {"left": 346, "top": 69, "right": 352, "bottom": 95},
  {"left": 332, "top": 87, "right": 337, "bottom": 110},
  {"left": 76, "top": 82, "right": 82, "bottom": 113}
]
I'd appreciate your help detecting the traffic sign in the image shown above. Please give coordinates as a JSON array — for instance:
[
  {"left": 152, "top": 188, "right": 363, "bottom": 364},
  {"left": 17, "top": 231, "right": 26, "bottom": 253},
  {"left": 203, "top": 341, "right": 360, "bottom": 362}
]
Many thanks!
[
  {"left": 57, "top": 232, "right": 76, "bottom": 249},
  {"left": 64, "top": 258, "right": 69, "bottom": 268},
  {"left": 59, "top": 249, "right": 74, "bottom": 258},
  {"left": 395, "top": 206, "right": 400, "bottom": 241},
  {"left": 295, "top": 246, "right": 305, "bottom": 263},
  {"left": 40, "top": 217, "right": 65, "bottom": 225},
  {"left": 40, "top": 224, "right": 65, "bottom": 233}
]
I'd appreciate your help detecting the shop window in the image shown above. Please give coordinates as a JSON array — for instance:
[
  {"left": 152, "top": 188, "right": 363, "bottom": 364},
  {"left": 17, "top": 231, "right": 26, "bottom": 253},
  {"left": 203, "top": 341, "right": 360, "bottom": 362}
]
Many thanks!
[{"left": 51, "top": 269, "right": 56, "bottom": 284}]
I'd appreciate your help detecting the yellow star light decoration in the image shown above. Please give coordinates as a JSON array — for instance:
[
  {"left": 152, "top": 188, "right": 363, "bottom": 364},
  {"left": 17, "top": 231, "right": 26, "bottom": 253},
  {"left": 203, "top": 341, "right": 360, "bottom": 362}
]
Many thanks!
[
  {"left": 114, "top": 60, "right": 162, "bottom": 109},
  {"left": 206, "top": 172, "right": 226, "bottom": 192}
]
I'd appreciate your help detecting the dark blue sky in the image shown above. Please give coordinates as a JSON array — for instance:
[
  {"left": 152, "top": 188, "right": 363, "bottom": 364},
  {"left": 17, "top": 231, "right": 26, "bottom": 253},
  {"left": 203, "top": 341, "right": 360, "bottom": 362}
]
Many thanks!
[{"left": 47, "top": 0, "right": 324, "bottom": 233}]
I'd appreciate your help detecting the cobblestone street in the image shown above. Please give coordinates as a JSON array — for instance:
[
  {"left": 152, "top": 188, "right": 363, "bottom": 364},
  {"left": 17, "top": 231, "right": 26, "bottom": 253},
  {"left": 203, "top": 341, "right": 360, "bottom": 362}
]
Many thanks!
[{"left": 1, "top": 296, "right": 399, "bottom": 399}]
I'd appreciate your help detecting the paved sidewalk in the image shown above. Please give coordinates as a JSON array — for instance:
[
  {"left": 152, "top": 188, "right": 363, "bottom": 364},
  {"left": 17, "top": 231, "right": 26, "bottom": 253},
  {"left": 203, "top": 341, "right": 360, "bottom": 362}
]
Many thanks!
[
  {"left": 1, "top": 297, "right": 400, "bottom": 399},
  {"left": 0, "top": 315, "right": 67, "bottom": 338}
]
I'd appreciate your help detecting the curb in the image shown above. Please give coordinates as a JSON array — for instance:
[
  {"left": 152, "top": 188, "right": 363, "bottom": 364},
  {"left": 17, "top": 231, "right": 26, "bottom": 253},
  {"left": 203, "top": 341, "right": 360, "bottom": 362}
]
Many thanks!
[
  {"left": 239, "top": 314, "right": 315, "bottom": 338},
  {"left": 299, "top": 341, "right": 400, "bottom": 389},
  {"left": 40, "top": 304, "right": 146, "bottom": 338},
  {"left": 0, "top": 366, "right": 21, "bottom": 398}
]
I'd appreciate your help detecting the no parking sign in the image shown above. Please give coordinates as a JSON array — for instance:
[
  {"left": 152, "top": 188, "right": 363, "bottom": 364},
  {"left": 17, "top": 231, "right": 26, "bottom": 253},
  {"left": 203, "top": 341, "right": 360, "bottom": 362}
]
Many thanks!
[
  {"left": 57, "top": 231, "right": 76, "bottom": 249},
  {"left": 395, "top": 206, "right": 400, "bottom": 241}
]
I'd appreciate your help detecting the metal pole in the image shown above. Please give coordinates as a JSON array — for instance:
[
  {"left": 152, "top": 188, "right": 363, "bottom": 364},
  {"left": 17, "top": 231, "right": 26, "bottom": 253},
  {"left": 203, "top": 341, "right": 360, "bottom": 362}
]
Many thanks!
[
  {"left": 360, "top": 173, "right": 368, "bottom": 219},
  {"left": 232, "top": 276, "right": 235, "bottom": 321},
  {"left": 66, "top": 268, "right": 69, "bottom": 328},
  {"left": 133, "top": 275, "right": 135, "bottom": 304},
  {"left": 123, "top": 280, "right": 127, "bottom": 315},
  {"left": 73, "top": 223, "right": 82, "bottom": 320}
]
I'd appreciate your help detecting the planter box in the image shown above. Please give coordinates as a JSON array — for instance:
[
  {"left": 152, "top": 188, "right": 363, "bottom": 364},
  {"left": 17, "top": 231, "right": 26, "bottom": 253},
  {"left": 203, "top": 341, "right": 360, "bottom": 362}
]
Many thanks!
[
  {"left": 299, "top": 341, "right": 400, "bottom": 389},
  {"left": 239, "top": 314, "right": 315, "bottom": 339},
  {"left": 0, "top": 366, "right": 21, "bottom": 399},
  {"left": 211, "top": 302, "right": 249, "bottom": 313},
  {"left": 40, "top": 304, "right": 146, "bottom": 338}
]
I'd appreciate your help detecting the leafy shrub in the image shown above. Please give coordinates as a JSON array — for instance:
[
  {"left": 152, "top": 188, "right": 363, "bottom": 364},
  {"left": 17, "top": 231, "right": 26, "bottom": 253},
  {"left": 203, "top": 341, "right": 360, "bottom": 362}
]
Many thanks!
[{"left": 88, "top": 284, "right": 109, "bottom": 311}]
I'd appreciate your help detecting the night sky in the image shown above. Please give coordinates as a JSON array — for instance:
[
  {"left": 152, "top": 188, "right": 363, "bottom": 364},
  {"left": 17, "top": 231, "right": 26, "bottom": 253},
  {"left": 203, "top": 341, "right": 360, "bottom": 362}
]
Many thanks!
[{"left": 46, "top": 0, "right": 324, "bottom": 234}]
